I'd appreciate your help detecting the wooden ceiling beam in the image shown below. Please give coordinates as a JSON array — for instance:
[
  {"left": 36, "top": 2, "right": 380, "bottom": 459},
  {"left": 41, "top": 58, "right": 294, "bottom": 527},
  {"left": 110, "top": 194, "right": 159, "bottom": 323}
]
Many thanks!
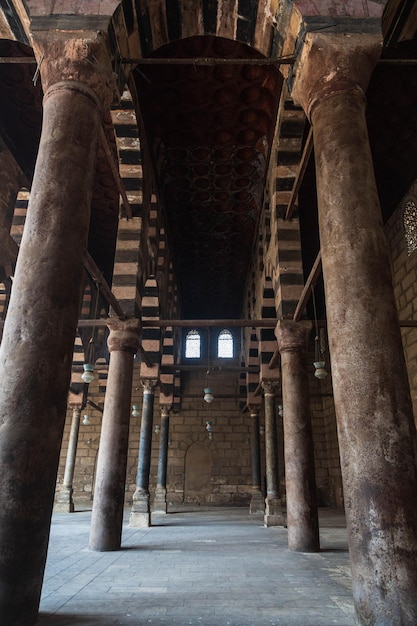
[
  {"left": 292, "top": 251, "right": 322, "bottom": 322},
  {"left": 84, "top": 253, "right": 126, "bottom": 320},
  {"left": 122, "top": 56, "right": 296, "bottom": 66}
]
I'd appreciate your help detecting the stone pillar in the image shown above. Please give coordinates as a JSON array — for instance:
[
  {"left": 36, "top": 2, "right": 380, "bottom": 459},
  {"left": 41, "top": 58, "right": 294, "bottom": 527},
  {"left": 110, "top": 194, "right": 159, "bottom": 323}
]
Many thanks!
[
  {"left": 276, "top": 320, "right": 319, "bottom": 552},
  {"left": 55, "top": 406, "right": 82, "bottom": 513},
  {"left": 262, "top": 381, "right": 283, "bottom": 527},
  {"left": 89, "top": 319, "right": 140, "bottom": 551},
  {"left": 129, "top": 379, "right": 157, "bottom": 527},
  {"left": 153, "top": 406, "right": 170, "bottom": 514},
  {"left": 293, "top": 31, "right": 417, "bottom": 623},
  {"left": 0, "top": 36, "right": 115, "bottom": 625},
  {"left": 249, "top": 409, "right": 264, "bottom": 514}
]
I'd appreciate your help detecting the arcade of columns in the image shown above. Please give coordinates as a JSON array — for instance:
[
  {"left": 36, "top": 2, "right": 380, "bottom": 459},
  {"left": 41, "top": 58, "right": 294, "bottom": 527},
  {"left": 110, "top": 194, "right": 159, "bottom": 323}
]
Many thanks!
[{"left": 0, "top": 3, "right": 417, "bottom": 626}]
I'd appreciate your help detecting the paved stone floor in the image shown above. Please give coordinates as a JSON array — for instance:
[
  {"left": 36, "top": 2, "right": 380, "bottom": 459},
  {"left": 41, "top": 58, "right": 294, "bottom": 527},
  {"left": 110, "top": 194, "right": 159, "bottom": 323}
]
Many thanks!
[{"left": 37, "top": 507, "right": 356, "bottom": 626}]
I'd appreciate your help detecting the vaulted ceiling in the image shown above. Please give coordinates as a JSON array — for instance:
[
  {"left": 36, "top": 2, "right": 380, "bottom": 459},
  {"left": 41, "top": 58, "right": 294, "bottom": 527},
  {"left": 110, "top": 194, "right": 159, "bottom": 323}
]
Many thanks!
[
  {"left": 134, "top": 36, "right": 282, "bottom": 318},
  {"left": 0, "top": 3, "right": 417, "bottom": 322}
]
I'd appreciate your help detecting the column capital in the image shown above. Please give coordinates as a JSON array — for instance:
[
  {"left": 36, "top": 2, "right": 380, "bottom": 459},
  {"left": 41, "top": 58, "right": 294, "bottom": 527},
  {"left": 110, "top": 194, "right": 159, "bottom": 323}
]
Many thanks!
[
  {"left": 249, "top": 408, "right": 259, "bottom": 418},
  {"left": 142, "top": 379, "right": 158, "bottom": 393},
  {"left": 261, "top": 380, "right": 279, "bottom": 396},
  {"left": 275, "top": 320, "right": 312, "bottom": 354},
  {"left": 33, "top": 31, "right": 118, "bottom": 109},
  {"left": 161, "top": 406, "right": 170, "bottom": 418},
  {"left": 291, "top": 31, "right": 382, "bottom": 121},
  {"left": 107, "top": 318, "right": 141, "bottom": 354},
  {"left": 68, "top": 403, "right": 82, "bottom": 412}
]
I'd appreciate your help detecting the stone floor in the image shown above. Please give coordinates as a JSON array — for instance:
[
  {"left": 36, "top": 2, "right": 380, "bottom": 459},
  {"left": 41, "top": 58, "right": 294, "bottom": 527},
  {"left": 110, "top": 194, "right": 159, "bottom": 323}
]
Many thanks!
[{"left": 37, "top": 507, "right": 356, "bottom": 626}]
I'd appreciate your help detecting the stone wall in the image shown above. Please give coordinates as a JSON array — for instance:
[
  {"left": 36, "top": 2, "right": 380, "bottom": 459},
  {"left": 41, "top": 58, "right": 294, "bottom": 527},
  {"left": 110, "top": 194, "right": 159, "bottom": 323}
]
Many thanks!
[
  {"left": 385, "top": 179, "right": 417, "bottom": 424},
  {"left": 56, "top": 351, "right": 341, "bottom": 510}
]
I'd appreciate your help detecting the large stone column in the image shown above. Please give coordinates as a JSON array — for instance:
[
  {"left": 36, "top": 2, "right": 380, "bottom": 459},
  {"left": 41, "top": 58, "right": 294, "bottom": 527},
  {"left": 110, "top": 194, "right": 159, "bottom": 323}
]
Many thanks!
[
  {"left": 276, "top": 320, "right": 319, "bottom": 552},
  {"left": 0, "top": 35, "right": 115, "bottom": 625},
  {"left": 249, "top": 409, "right": 264, "bottom": 514},
  {"left": 153, "top": 406, "right": 170, "bottom": 514},
  {"left": 129, "top": 379, "right": 157, "bottom": 527},
  {"left": 55, "top": 406, "right": 82, "bottom": 513},
  {"left": 262, "top": 381, "right": 283, "bottom": 527},
  {"left": 293, "top": 31, "right": 417, "bottom": 624},
  {"left": 89, "top": 318, "right": 140, "bottom": 551}
]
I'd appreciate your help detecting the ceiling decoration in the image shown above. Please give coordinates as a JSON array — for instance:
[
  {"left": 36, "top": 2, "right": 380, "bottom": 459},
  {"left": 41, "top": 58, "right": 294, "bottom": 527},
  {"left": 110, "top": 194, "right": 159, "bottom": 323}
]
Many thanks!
[
  {"left": 0, "top": 40, "right": 42, "bottom": 181},
  {"left": 134, "top": 36, "right": 283, "bottom": 319}
]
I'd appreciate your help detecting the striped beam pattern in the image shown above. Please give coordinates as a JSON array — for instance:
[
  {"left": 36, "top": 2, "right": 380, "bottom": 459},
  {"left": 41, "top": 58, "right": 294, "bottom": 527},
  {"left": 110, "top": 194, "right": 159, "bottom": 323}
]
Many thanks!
[
  {"left": 259, "top": 280, "right": 279, "bottom": 383},
  {"left": 160, "top": 325, "right": 174, "bottom": 407},
  {"left": 140, "top": 276, "right": 161, "bottom": 380},
  {"left": 246, "top": 329, "right": 262, "bottom": 407},
  {"left": 269, "top": 96, "right": 306, "bottom": 319},
  {"left": 110, "top": 90, "right": 145, "bottom": 318},
  {"left": 273, "top": 219, "right": 304, "bottom": 319}
]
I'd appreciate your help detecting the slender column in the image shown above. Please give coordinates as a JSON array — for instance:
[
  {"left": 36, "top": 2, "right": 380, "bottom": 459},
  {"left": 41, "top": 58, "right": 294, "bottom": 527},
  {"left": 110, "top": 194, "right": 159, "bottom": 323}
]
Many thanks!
[
  {"left": 276, "top": 320, "right": 319, "bottom": 552},
  {"left": 249, "top": 409, "right": 264, "bottom": 514},
  {"left": 55, "top": 406, "right": 82, "bottom": 513},
  {"left": 89, "top": 319, "right": 140, "bottom": 551},
  {"left": 153, "top": 406, "right": 170, "bottom": 514},
  {"left": 0, "top": 42, "right": 114, "bottom": 624},
  {"left": 293, "top": 31, "right": 417, "bottom": 624},
  {"left": 129, "top": 379, "right": 157, "bottom": 527},
  {"left": 262, "top": 381, "right": 283, "bottom": 527}
]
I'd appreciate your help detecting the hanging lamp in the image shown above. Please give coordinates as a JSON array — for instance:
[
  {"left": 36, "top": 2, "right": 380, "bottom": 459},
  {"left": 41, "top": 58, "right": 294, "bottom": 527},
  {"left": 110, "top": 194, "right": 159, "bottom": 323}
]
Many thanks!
[{"left": 311, "top": 285, "right": 328, "bottom": 380}]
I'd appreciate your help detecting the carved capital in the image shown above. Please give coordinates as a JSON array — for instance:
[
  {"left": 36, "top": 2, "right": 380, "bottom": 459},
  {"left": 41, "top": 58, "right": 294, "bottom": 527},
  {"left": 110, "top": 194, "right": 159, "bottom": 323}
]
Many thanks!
[
  {"left": 275, "top": 320, "right": 312, "bottom": 354},
  {"left": 291, "top": 31, "right": 382, "bottom": 121},
  {"left": 161, "top": 406, "right": 170, "bottom": 419},
  {"left": 33, "top": 31, "right": 118, "bottom": 108},
  {"left": 261, "top": 381, "right": 279, "bottom": 396},
  {"left": 142, "top": 379, "right": 157, "bottom": 394},
  {"left": 107, "top": 318, "right": 141, "bottom": 354},
  {"left": 68, "top": 404, "right": 82, "bottom": 412}
]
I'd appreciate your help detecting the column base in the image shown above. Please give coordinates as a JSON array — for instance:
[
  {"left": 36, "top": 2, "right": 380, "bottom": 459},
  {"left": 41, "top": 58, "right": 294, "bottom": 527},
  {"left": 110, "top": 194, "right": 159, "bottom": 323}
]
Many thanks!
[
  {"left": 129, "top": 491, "right": 151, "bottom": 527},
  {"left": 264, "top": 497, "right": 286, "bottom": 527},
  {"left": 153, "top": 487, "right": 168, "bottom": 514},
  {"left": 249, "top": 490, "right": 265, "bottom": 515},
  {"left": 54, "top": 487, "right": 75, "bottom": 513}
]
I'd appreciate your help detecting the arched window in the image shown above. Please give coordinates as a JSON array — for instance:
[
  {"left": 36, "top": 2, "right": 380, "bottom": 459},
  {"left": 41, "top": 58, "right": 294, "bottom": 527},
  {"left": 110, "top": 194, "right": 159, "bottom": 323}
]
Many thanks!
[
  {"left": 185, "top": 330, "right": 201, "bottom": 358},
  {"left": 404, "top": 198, "right": 417, "bottom": 256},
  {"left": 218, "top": 329, "right": 233, "bottom": 358}
]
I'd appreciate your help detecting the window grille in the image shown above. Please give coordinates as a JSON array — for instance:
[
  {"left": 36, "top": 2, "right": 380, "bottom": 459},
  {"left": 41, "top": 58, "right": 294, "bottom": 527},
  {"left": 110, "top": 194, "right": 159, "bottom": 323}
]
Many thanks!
[
  {"left": 218, "top": 329, "right": 233, "bottom": 358},
  {"left": 185, "top": 330, "right": 201, "bottom": 358},
  {"left": 404, "top": 198, "right": 417, "bottom": 256}
]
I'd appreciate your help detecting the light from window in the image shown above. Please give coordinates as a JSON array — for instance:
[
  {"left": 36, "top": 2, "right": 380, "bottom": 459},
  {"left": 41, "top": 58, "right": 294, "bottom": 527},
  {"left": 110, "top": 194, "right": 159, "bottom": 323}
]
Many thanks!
[
  {"left": 404, "top": 198, "right": 417, "bottom": 256},
  {"left": 218, "top": 329, "right": 233, "bottom": 358},
  {"left": 185, "top": 330, "right": 201, "bottom": 358}
]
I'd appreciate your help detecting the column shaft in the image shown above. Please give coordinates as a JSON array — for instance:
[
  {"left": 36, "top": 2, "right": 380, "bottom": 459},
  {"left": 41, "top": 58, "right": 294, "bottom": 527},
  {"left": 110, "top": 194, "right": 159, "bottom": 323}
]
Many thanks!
[
  {"left": 130, "top": 381, "right": 156, "bottom": 527},
  {"left": 314, "top": 88, "right": 417, "bottom": 622},
  {"left": 0, "top": 81, "right": 101, "bottom": 625},
  {"left": 263, "top": 383, "right": 283, "bottom": 526},
  {"left": 249, "top": 409, "right": 264, "bottom": 514},
  {"left": 89, "top": 319, "right": 140, "bottom": 551},
  {"left": 264, "top": 389, "right": 279, "bottom": 499},
  {"left": 292, "top": 31, "right": 417, "bottom": 623},
  {"left": 277, "top": 321, "right": 319, "bottom": 552},
  {"left": 55, "top": 407, "right": 82, "bottom": 512},
  {"left": 157, "top": 408, "right": 170, "bottom": 488},
  {"left": 154, "top": 407, "right": 170, "bottom": 513}
]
